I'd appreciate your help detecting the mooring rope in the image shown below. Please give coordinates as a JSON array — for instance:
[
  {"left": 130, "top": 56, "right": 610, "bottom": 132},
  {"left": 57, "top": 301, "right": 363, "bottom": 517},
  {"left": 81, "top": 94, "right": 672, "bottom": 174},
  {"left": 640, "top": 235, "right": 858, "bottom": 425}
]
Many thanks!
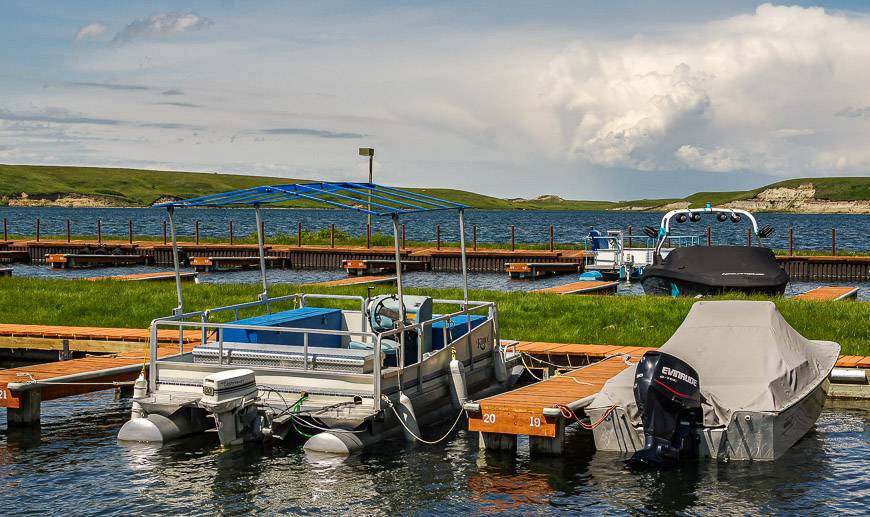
[
  {"left": 380, "top": 394, "right": 466, "bottom": 445},
  {"left": 555, "top": 403, "right": 616, "bottom": 430}
]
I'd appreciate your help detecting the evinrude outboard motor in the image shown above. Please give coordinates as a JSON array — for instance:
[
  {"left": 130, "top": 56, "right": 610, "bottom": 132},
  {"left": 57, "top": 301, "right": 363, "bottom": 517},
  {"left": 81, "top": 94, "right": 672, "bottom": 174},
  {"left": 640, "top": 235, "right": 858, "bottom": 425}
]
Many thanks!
[{"left": 629, "top": 351, "right": 702, "bottom": 467}]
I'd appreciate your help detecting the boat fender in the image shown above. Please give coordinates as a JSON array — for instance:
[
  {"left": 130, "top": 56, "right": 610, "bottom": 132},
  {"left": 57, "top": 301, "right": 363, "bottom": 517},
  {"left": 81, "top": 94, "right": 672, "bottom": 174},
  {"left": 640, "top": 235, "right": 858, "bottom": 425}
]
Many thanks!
[
  {"left": 131, "top": 373, "right": 147, "bottom": 419},
  {"left": 303, "top": 431, "right": 364, "bottom": 455},
  {"left": 117, "top": 412, "right": 202, "bottom": 443},
  {"left": 493, "top": 346, "right": 508, "bottom": 384},
  {"left": 397, "top": 393, "right": 420, "bottom": 445},
  {"left": 449, "top": 359, "right": 469, "bottom": 410}
]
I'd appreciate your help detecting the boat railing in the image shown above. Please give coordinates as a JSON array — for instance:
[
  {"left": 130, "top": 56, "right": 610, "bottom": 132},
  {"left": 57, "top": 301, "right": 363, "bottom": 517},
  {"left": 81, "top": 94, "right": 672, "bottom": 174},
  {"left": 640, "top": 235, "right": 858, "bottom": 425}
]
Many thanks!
[{"left": 149, "top": 297, "right": 497, "bottom": 412}]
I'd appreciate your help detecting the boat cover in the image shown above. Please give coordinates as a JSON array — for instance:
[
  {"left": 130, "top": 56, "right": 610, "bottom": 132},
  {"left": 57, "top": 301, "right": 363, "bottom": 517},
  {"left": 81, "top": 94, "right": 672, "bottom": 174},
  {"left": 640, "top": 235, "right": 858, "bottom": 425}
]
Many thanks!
[
  {"left": 588, "top": 301, "right": 839, "bottom": 427},
  {"left": 641, "top": 246, "right": 789, "bottom": 288}
]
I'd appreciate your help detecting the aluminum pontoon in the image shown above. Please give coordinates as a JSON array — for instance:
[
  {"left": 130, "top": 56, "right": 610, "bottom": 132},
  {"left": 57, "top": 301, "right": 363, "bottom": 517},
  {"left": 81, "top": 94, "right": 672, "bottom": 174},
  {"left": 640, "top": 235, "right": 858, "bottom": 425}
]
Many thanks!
[
  {"left": 117, "top": 183, "right": 519, "bottom": 454},
  {"left": 640, "top": 207, "right": 789, "bottom": 296}
]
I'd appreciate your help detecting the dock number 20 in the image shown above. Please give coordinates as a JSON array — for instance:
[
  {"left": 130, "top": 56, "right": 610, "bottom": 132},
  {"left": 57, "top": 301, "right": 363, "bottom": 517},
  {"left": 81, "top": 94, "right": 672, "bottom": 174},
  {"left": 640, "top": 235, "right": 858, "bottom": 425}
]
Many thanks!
[{"left": 482, "top": 413, "right": 496, "bottom": 424}]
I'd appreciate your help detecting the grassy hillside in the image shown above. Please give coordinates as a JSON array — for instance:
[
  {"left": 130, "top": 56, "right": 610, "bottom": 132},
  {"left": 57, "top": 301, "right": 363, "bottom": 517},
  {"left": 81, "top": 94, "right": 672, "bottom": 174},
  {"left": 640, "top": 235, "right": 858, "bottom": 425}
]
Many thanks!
[
  {"left": 1, "top": 164, "right": 868, "bottom": 210},
  {"left": 0, "top": 164, "right": 613, "bottom": 209}
]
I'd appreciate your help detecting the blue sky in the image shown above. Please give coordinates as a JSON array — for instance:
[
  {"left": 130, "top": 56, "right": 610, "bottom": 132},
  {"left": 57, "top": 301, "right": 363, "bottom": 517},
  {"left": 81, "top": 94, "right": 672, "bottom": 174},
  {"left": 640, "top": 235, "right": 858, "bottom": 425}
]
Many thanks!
[{"left": 2, "top": 1, "right": 870, "bottom": 200}]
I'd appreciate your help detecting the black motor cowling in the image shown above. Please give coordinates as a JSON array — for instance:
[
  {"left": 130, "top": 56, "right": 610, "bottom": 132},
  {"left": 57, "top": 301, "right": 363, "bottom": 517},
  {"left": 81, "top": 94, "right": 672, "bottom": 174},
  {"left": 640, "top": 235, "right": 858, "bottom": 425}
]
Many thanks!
[{"left": 629, "top": 351, "right": 702, "bottom": 467}]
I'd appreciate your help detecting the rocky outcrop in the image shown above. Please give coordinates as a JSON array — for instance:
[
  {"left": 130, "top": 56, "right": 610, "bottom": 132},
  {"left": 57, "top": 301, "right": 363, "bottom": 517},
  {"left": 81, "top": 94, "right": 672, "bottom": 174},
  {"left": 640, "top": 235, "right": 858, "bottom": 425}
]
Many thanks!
[{"left": 3, "top": 192, "right": 128, "bottom": 207}]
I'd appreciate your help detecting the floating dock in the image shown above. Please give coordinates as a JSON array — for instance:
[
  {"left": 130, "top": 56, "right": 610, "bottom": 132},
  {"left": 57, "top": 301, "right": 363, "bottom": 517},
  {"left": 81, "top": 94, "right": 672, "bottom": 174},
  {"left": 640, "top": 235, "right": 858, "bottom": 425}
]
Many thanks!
[
  {"left": 189, "top": 255, "right": 288, "bottom": 272},
  {"left": 0, "top": 250, "right": 29, "bottom": 263},
  {"left": 0, "top": 323, "right": 195, "bottom": 356},
  {"left": 46, "top": 253, "right": 148, "bottom": 269},
  {"left": 533, "top": 280, "right": 619, "bottom": 295},
  {"left": 342, "top": 258, "right": 428, "bottom": 276},
  {"left": 0, "top": 267, "right": 11, "bottom": 277},
  {"left": 505, "top": 262, "right": 580, "bottom": 279},
  {"left": 84, "top": 271, "right": 198, "bottom": 282},
  {"left": 795, "top": 285, "right": 860, "bottom": 301},
  {"left": 467, "top": 355, "right": 642, "bottom": 453},
  {"left": 0, "top": 347, "right": 179, "bottom": 426},
  {"left": 305, "top": 275, "right": 397, "bottom": 287}
]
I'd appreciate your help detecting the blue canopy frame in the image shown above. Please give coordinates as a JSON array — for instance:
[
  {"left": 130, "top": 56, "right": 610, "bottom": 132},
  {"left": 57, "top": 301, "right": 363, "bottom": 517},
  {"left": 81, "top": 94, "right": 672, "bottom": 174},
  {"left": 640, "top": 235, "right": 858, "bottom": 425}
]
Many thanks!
[
  {"left": 157, "top": 182, "right": 472, "bottom": 349},
  {"left": 154, "top": 182, "right": 467, "bottom": 216}
]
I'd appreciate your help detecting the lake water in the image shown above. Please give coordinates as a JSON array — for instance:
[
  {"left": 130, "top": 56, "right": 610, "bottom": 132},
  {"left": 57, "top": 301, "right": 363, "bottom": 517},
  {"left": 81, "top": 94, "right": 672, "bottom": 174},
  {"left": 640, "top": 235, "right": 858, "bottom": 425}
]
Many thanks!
[
  {"left": 0, "top": 391, "right": 867, "bottom": 515},
  {"left": 2, "top": 206, "right": 870, "bottom": 251}
]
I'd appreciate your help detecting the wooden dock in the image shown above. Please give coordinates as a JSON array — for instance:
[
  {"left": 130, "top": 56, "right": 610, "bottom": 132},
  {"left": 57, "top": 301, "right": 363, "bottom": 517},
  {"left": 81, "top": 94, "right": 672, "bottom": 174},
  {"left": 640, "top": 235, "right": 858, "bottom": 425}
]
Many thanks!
[
  {"left": 189, "top": 255, "right": 287, "bottom": 272},
  {"left": 342, "top": 258, "right": 428, "bottom": 276},
  {"left": 0, "top": 346, "right": 178, "bottom": 426},
  {"left": 533, "top": 280, "right": 619, "bottom": 295},
  {"left": 505, "top": 262, "right": 580, "bottom": 279},
  {"left": 795, "top": 285, "right": 860, "bottom": 301},
  {"left": 0, "top": 250, "right": 29, "bottom": 263},
  {"left": 0, "top": 323, "right": 195, "bottom": 356},
  {"left": 467, "top": 355, "right": 642, "bottom": 453},
  {"left": 305, "top": 275, "right": 397, "bottom": 287},
  {"left": 46, "top": 253, "right": 148, "bottom": 269},
  {"left": 84, "top": 271, "right": 198, "bottom": 282},
  {"left": 0, "top": 267, "right": 11, "bottom": 277}
]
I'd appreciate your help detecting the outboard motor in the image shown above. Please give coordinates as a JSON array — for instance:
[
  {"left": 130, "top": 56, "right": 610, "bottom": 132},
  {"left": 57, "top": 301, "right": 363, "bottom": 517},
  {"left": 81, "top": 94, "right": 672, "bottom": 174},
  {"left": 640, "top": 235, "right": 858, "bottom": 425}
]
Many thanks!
[{"left": 629, "top": 351, "right": 702, "bottom": 467}]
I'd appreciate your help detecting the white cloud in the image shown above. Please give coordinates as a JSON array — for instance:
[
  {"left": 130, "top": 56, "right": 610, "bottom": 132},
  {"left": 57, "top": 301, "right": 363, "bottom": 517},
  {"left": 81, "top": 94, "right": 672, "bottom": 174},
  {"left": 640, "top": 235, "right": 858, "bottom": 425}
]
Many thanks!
[
  {"left": 112, "top": 12, "right": 211, "bottom": 44},
  {"left": 74, "top": 22, "right": 106, "bottom": 41},
  {"left": 541, "top": 3, "right": 870, "bottom": 174}
]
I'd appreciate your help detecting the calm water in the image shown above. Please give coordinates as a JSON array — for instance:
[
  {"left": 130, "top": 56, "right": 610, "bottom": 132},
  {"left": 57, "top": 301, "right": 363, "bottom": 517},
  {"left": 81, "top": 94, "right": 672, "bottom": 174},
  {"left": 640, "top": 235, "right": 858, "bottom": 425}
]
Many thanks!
[
  {"left": 0, "top": 392, "right": 867, "bottom": 515},
  {"left": 2, "top": 206, "right": 870, "bottom": 251}
]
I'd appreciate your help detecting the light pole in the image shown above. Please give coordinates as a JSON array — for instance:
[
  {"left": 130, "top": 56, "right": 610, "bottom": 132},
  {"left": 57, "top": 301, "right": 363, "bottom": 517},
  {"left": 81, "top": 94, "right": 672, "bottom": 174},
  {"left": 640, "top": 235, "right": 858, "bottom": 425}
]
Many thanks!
[{"left": 359, "top": 147, "right": 375, "bottom": 227}]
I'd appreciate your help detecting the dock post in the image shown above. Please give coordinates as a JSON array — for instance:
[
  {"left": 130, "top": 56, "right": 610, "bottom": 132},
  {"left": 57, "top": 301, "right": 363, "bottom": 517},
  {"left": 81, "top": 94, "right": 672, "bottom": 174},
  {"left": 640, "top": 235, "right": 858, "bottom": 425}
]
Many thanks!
[
  {"left": 549, "top": 225, "right": 554, "bottom": 252},
  {"left": 36, "top": 217, "right": 40, "bottom": 242},
  {"left": 366, "top": 224, "right": 371, "bottom": 249},
  {"left": 706, "top": 226, "right": 711, "bottom": 246},
  {"left": 128, "top": 220, "right": 133, "bottom": 244},
  {"left": 331, "top": 223, "right": 335, "bottom": 248},
  {"left": 747, "top": 227, "right": 752, "bottom": 246},
  {"left": 2, "top": 217, "right": 6, "bottom": 241},
  {"left": 97, "top": 219, "right": 102, "bottom": 245},
  {"left": 788, "top": 227, "right": 793, "bottom": 255},
  {"left": 401, "top": 224, "right": 406, "bottom": 249},
  {"left": 529, "top": 419, "right": 566, "bottom": 456},
  {"left": 163, "top": 221, "right": 167, "bottom": 245},
  {"left": 480, "top": 432, "right": 518, "bottom": 452},
  {"left": 195, "top": 220, "right": 200, "bottom": 245},
  {"left": 832, "top": 228, "right": 837, "bottom": 256},
  {"left": 436, "top": 225, "right": 441, "bottom": 250},
  {"left": 66, "top": 219, "right": 71, "bottom": 243},
  {"left": 472, "top": 225, "right": 477, "bottom": 251},
  {"left": 627, "top": 225, "right": 632, "bottom": 248},
  {"left": 297, "top": 222, "right": 302, "bottom": 247},
  {"left": 511, "top": 225, "right": 515, "bottom": 251},
  {"left": 7, "top": 389, "right": 41, "bottom": 427},
  {"left": 229, "top": 220, "right": 234, "bottom": 246}
]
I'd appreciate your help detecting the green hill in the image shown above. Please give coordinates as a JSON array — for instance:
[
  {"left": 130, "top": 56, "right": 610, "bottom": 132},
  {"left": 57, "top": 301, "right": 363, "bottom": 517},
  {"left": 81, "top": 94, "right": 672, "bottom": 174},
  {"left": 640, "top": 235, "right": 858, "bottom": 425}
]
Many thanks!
[{"left": 1, "top": 164, "right": 868, "bottom": 211}]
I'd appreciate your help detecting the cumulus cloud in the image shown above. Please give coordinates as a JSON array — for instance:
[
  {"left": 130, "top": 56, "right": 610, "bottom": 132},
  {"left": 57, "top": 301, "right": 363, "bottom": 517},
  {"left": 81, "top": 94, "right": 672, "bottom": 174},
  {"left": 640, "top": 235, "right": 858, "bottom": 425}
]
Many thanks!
[
  {"left": 541, "top": 3, "right": 870, "bottom": 174},
  {"left": 74, "top": 22, "right": 107, "bottom": 41},
  {"left": 112, "top": 12, "right": 211, "bottom": 44}
]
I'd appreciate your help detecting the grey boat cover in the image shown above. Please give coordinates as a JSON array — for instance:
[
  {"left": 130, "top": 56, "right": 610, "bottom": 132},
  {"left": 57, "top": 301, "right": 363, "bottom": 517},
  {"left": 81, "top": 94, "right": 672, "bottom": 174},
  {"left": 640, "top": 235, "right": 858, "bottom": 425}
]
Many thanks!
[{"left": 588, "top": 301, "right": 839, "bottom": 427}]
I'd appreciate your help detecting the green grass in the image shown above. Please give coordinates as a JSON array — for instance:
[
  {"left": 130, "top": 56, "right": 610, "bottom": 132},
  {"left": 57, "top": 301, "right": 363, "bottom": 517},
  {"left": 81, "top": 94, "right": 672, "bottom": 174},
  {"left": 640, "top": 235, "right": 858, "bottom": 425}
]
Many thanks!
[
  {"left": 1, "top": 278, "right": 867, "bottom": 355},
  {"left": 4, "top": 164, "right": 867, "bottom": 211}
]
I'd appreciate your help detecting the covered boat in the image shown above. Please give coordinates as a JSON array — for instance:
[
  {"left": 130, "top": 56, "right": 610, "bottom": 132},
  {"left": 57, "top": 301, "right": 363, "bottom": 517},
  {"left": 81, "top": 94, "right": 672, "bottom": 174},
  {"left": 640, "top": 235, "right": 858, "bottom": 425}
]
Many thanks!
[
  {"left": 587, "top": 300, "right": 839, "bottom": 463},
  {"left": 640, "top": 207, "right": 789, "bottom": 296}
]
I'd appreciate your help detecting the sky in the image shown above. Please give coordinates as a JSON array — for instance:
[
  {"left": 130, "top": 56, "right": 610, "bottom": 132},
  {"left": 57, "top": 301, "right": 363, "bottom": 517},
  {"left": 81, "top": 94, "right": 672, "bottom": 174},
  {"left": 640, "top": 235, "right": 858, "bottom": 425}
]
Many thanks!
[{"left": 2, "top": 1, "right": 870, "bottom": 201}]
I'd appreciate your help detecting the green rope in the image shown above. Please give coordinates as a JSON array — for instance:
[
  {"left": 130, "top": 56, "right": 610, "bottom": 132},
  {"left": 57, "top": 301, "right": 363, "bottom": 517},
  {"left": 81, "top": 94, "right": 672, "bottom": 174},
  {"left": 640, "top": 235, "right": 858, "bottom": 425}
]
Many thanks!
[{"left": 290, "top": 394, "right": 313, "bottom": 438}]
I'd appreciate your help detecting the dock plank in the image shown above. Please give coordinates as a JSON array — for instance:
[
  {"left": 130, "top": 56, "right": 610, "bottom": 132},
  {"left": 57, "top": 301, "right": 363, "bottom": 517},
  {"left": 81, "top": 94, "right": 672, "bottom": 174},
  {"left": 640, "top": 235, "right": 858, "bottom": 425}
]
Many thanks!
[
  {"left": 306, "top": 275, "right": 397, "bottom": 287},
  {"left": 468, "top": 356, "right": 632, "bottom": 437},
  {"left": 533, "top": 280, "right": 618, "bottom": 295},
  {"left": 794, "top": 286, "right": 859, "bottom": 301}
]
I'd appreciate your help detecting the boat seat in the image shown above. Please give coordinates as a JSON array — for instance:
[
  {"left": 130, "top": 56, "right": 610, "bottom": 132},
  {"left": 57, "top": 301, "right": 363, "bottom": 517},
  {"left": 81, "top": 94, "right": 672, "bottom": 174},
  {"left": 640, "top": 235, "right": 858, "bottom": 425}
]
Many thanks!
[
  {"left": 348, "top": 339, "right": 400, "bottom": 367},
  {"left": 192, "top": 341, "right": 380, "bottom": 374}
]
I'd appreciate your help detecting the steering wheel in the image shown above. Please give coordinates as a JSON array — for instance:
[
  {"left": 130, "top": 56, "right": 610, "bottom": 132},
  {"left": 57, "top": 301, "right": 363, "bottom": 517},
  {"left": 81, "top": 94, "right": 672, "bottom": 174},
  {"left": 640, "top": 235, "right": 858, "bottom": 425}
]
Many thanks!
[{"left": 370, "top": 295, "right": 407, "bottom": 332}]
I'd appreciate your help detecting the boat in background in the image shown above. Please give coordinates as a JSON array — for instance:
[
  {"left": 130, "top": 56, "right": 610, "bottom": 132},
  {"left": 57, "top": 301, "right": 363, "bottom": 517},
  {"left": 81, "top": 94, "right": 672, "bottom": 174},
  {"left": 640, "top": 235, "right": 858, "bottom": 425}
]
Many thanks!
[{"left": 640, "top": 207, "right": 789, "bottom": 296}]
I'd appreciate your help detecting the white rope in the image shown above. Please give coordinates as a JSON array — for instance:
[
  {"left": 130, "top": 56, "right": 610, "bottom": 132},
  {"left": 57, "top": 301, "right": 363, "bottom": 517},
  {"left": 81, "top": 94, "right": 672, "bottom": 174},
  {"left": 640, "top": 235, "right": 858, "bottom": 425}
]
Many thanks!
[{"left": 380, "top": 395, "right": 466, "bottom": 445}]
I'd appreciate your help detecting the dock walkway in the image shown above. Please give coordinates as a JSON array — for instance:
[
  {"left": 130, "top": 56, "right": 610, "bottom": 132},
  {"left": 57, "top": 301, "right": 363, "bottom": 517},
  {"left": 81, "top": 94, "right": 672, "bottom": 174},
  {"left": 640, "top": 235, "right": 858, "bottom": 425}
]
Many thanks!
[
  {"left": 795, "top": 286, "right": 860, "bottom": 301},
  {"left": 0, "top": 323, "right": 195, "bottom": 355},
  {"left": 505, "top": 262, "right": 580, "bottom": 279},
  {"left": 533, "top": 280, "right": 618, "bottom": 295},
  {"left": 84, "top": 271, "right": 198, "bottom": 282},
  {"left": 305, "top": 275, "right": 397, "bottom": 287}
]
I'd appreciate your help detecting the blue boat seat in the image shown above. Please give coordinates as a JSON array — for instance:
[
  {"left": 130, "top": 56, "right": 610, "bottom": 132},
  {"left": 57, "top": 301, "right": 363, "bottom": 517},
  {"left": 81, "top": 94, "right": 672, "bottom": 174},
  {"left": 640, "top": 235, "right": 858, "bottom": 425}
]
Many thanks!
[
  {"left": 223, "top": 307, "right": 344, "bottom": 348},
  {"left": 431, "top": 315, "right": 487, "bottom": 351},
  {"left": 349, "top": 339, "right": 400, "bottom": 367}
]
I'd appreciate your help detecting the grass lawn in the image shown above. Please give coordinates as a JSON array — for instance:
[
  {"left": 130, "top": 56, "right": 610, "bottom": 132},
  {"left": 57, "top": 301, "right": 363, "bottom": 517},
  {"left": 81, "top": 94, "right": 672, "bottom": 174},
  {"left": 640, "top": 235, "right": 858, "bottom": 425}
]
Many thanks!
[{"left": 1, "top": 278, "right": 867, "bottom": 355}]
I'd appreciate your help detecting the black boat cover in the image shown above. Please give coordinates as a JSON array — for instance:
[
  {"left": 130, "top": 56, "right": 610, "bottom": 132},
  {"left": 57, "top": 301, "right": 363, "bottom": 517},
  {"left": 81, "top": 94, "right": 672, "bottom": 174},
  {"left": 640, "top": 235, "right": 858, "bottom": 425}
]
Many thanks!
[{"left": 641, "top": 246, "right": 789, "bottom": 289}]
